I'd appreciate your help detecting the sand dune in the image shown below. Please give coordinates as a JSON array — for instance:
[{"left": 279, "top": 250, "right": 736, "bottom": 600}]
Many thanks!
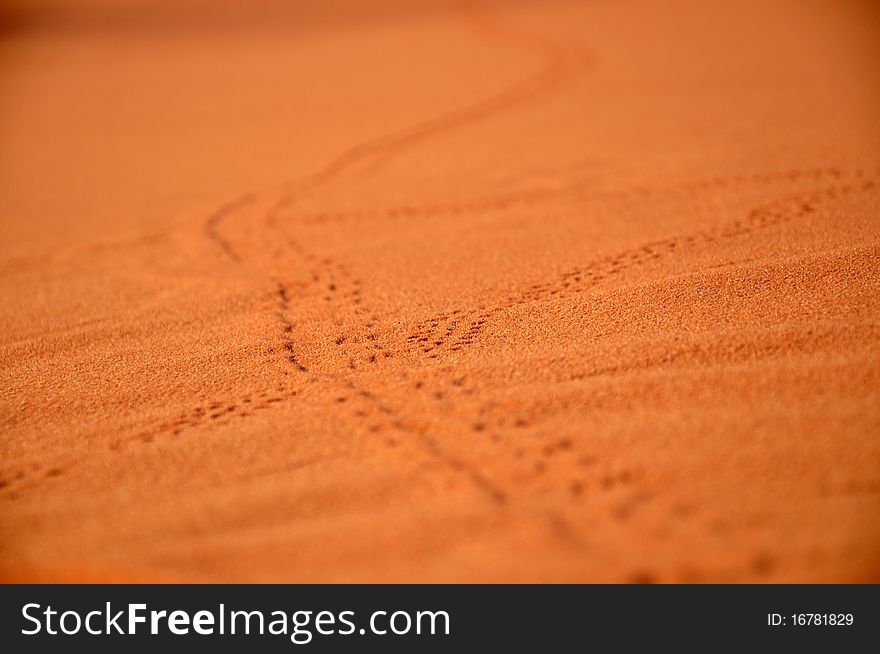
[{"left": 1, "top": 0, "right": 879, "bottom": 582}]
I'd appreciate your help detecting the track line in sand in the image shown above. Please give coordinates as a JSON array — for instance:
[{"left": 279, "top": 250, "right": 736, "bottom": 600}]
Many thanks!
[
  {"left": 261, "top": 0, "right": 591, "bottom": 228},
  {"left": 203, "top": 193, "right": 256, "bottom": 263},
  {"left": 408, "top": 170, "right": 878, "bottom": 358}
]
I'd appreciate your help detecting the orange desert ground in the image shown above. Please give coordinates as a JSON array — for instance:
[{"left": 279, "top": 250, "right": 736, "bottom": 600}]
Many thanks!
[{"left": 1, "top": 0, "right": 879, "bottom": 583}]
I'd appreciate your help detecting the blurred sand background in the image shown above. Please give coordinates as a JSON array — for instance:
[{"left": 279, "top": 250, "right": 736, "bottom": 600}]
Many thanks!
[{"left": 1, "top": 0, "right": 879, "bottom": 582}]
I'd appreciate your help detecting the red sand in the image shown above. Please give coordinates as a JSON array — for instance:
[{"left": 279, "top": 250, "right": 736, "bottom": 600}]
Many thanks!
[{"left": 1, "top": 0, "right": 879, "bottom": 582}]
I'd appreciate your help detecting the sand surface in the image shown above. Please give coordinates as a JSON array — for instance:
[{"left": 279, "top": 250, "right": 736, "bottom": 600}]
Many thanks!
[{"left": 1, "top": 0, "right": 879, "bottom": 582}]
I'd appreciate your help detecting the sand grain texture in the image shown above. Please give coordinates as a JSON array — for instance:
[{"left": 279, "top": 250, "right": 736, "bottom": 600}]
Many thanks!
[{"left": 1, "top": 0, "right": 879, "bottom": 582}]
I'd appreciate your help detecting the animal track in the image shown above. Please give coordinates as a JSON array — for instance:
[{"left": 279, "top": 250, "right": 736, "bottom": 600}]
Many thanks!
[
  {"left": 327, "top": 373, "right": 509, "bottom": 505},
  {"left": 0, "top": 383, "right": 310, "bottom": 501},
  {"left": 299, "top": 166, "right": 848, "bottom": 226},
  {"left": 204, "top": 193, "right": 255, "bottom": 262},
  {"left": 406, "top": 171, "right": 876, "bottom": 358},
  {"left": 275, "top": 280, "right": 309, "bottom": 373},
  {"left": 292, "top": 248, "right": 398, "bottom": 368},
  {"left": 104, "top": 383, "right": 303, "bottom": 453},
  {"left": 305, "top": 253, "right": 370, "bottom": 318}
]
